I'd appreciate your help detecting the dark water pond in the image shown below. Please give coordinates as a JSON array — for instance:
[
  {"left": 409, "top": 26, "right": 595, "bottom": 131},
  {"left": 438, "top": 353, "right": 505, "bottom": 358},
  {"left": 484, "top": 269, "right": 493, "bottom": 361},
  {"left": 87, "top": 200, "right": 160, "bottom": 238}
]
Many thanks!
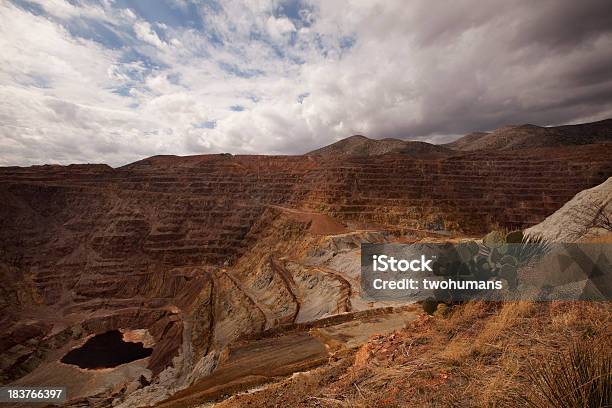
[{"left": 61, "top": 330, "right": 152, "bottom": 369}]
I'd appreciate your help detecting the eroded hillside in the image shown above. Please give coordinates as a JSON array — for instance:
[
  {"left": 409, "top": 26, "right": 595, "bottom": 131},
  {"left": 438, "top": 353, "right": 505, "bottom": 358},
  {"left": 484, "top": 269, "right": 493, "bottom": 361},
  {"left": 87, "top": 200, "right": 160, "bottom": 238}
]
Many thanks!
[{"left": 0, "top": 135, "right": 611, "bottom": 406}]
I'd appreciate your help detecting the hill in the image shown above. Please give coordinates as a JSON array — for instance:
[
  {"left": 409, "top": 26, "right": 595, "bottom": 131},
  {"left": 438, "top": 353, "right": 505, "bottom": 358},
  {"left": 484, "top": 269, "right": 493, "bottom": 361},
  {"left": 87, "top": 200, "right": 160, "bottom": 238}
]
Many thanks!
[
  {"left": 446, "top": 118, "right": 612, "bottom": 151},
  {"left": 307, "top": 119, "right": 612, "bottom": 156},
  {"left": 306, "top": 135, "right": 453, "bottom": 158}
]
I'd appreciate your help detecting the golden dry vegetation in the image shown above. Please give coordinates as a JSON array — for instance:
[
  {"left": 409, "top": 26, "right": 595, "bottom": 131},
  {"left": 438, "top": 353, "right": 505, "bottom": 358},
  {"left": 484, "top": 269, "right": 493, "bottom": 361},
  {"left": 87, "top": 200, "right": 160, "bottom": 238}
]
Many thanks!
[{"left": 217, "top": 301, "right": 611, "bottom": 407}]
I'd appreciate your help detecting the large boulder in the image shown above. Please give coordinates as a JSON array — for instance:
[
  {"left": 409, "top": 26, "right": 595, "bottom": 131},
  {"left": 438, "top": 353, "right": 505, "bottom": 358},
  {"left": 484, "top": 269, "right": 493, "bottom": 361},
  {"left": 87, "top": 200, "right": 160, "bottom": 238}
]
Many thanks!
[{"left": 526, "top": 178, "right": 612, "bottom": 241}]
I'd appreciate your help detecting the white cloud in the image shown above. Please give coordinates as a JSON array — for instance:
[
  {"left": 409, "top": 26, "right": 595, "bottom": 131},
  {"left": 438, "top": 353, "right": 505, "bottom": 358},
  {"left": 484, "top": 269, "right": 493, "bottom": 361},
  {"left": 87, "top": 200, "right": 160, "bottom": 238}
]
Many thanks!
[
  {"left": 134, "top": 21, "right": 166, "bottom": 48},
  {"left": 266, "top": 16, "right": 296, "bottom": 40},
  {"left": 24, "top": 0, "right": 109, "bottom": 21}
]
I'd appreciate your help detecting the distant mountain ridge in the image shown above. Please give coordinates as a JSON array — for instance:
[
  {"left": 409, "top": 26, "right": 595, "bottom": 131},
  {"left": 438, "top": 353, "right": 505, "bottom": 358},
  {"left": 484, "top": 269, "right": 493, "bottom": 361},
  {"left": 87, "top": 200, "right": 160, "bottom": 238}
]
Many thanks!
[
  {"left": 444, "top": 118, "right": 612, "bottom": 151},
  {"left": 308, "top": 118, "right": 612, "bottom": 157},
  {"left": 306, "top": 135, "right": 453, "bottom": 158}
]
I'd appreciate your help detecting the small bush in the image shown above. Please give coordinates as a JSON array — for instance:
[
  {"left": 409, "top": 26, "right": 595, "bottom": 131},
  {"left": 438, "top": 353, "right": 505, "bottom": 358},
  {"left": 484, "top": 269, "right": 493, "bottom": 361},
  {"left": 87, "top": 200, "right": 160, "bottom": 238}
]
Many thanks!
[{"left": 518, "top": 340, "right": 611, "bottom": 408}]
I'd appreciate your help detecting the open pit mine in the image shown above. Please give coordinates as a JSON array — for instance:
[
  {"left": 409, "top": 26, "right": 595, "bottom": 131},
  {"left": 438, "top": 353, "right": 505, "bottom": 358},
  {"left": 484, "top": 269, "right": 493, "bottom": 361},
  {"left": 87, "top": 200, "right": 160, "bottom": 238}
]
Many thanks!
[{"left": 0, "top": 119, "right": 611, "bottom": 407}]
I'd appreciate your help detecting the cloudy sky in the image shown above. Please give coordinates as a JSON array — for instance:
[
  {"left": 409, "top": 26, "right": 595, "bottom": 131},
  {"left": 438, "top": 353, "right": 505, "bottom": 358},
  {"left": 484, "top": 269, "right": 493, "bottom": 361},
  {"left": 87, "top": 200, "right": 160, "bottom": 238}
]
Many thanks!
[{"left": 2, "top": 0, "right": 612, "bottom": 166}]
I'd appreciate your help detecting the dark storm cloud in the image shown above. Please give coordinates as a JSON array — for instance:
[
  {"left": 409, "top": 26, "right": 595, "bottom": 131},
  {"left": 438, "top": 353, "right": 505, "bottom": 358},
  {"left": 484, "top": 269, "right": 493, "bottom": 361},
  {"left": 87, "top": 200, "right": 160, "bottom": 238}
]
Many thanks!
[
  {"left": 511, "top": 0, "right": 612, "bottom": 49},
  {"left": 350, "top": 0, "right": 612, "bottom": 141}
]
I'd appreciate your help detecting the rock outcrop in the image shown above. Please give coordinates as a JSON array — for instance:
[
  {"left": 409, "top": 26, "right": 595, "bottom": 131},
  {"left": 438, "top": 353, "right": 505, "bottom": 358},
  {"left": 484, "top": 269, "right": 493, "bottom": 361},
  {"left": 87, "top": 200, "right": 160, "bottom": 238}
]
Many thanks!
[{"left": 526, "top": 177, "right": 612, "bottom": 241}]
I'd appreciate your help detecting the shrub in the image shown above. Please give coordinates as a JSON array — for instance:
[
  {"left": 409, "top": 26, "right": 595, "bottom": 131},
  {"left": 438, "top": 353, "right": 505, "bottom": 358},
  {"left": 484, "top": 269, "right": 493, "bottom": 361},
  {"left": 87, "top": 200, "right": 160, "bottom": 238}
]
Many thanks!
[{"left": 518, "top": 340, "right": 611, "bottom": 408}]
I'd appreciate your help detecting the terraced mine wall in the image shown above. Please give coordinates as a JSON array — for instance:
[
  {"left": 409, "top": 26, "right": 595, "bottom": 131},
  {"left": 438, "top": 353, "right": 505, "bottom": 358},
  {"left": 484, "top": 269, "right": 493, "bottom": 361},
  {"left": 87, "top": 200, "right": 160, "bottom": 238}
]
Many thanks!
[
  {"left": 0, "top": 144, "right": 610, "bottom": 385},
  {"left": 292, "top": 145, "right": 612, "bottom": 231}
]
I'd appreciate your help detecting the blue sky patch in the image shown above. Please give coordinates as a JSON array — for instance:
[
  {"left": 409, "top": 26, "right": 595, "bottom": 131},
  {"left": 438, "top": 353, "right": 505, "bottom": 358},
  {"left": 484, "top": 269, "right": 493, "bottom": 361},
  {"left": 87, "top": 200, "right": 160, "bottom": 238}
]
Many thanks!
[{"left": 195, "top": 120, "right": 217, "bottom": 129}]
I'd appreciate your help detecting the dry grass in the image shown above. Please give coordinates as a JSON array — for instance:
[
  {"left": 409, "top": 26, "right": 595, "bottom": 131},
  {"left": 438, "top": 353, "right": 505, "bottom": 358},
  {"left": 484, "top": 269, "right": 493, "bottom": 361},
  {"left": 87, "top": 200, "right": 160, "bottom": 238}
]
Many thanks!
[
  {"left": 436, "top": 301, "right": 535, "bottom": 364},
  {"left": 586, "top": 233, "right": 612, "bottom": 243},
  {"left": 218, "top": 301, "right": 611, "bottom": 407},
  {"left": 517, "top": 340, "right": 611, "bottom": 408}
]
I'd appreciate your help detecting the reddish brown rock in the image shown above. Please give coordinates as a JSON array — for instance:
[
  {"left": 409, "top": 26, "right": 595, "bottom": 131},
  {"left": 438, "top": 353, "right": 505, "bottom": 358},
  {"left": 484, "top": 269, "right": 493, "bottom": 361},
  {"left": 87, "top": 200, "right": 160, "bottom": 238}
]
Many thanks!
[{"left": 0, "top": 130, "right": 611, "bottom": 404}]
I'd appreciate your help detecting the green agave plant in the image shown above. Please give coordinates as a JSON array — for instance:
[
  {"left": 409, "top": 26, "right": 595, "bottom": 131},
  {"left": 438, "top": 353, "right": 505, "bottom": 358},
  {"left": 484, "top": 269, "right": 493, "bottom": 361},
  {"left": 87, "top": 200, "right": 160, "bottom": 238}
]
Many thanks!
[{"left": 424, "top": 230, "right": 552, "bottom": 312}]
